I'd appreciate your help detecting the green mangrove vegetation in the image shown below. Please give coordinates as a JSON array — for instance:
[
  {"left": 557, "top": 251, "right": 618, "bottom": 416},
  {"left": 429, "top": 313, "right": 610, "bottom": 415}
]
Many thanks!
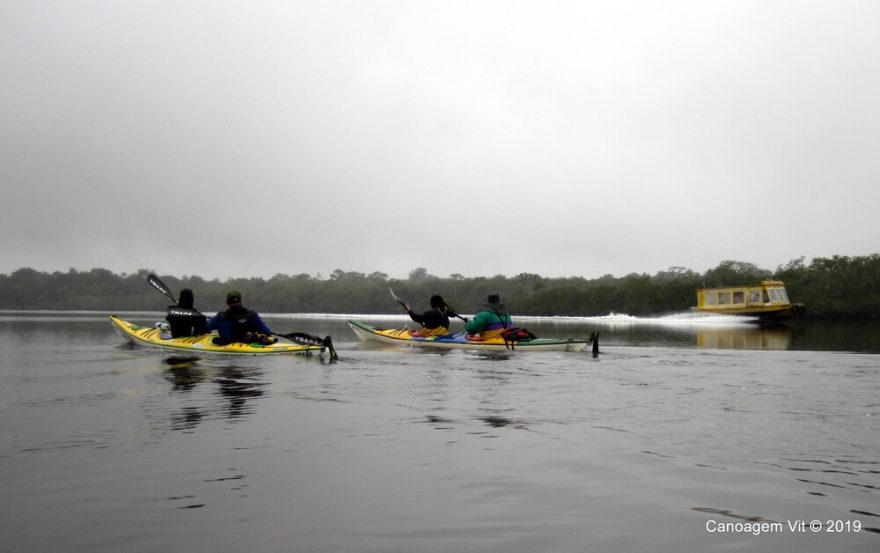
[{"left": 1, "top": 255, "right": 878, "bottom": 318}]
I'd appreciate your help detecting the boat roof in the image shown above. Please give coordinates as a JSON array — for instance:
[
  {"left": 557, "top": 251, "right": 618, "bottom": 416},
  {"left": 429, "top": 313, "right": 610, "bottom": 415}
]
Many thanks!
[{"left": 697, "top": 280, "right": 786, "bottom": 291}]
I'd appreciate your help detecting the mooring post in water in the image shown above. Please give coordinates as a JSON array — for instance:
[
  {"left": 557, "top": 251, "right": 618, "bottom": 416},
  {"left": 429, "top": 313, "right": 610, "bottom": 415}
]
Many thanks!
[{"left": 590, "top": 331, "right": 599, "bottom": 357}]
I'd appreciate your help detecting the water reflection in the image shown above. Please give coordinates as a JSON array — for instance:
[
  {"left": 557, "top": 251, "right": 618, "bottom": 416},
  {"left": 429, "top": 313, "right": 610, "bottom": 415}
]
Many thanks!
[
  {"left": 695, "top": 325, "right": 792, "bottom": 350},
  {"left": 215, "top": 367, "right": 266, "bottom": 421},
  {"left": 471, "top": 351, "right": 514, "bottom": 361},
  {"left": 161, "top": 358, "right": 266, "bottom": 430},
  {"left": 170, "top": 406, "right": 204, "bottom": 431},
  {"left": 480, "top": 415, "right": 528, "bottom": 430},
  {"left": 163, "top": 357, "right": 205, "bottom": 392}
]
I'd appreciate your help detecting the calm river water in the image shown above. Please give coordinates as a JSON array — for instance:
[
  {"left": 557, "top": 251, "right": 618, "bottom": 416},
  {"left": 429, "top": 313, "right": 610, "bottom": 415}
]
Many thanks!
[{"left": 1, "top": 311, "right": 878, "bottom": 552}]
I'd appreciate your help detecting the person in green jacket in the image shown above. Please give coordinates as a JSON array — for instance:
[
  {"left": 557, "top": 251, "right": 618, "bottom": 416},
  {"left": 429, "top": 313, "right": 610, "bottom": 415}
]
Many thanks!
[{"left": 464, "top": 293, "right": 511, "bottom": 340}]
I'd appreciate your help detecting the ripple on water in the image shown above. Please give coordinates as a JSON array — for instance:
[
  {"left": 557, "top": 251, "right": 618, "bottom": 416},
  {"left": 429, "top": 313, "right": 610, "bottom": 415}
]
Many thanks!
[{"left": 2, "top": 321, "right": 879, "bottom": 552}]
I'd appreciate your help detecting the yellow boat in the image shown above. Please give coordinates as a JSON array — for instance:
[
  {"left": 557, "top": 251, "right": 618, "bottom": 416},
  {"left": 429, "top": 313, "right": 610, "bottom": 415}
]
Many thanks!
[
  {"left": 695, "top": 280, "right": 805, "bottom": 321},
  {"left": 110, "top": 315, "right": 323, "bottom": 356},
  {"left": 348, "top": 320, "right": 592, "bottom": 352}
]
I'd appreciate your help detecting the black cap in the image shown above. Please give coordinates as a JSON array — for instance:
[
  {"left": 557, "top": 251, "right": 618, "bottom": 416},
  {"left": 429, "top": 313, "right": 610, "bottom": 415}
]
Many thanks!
[{"left": 226, "top": 290, "right": 242, "bottom": 305}]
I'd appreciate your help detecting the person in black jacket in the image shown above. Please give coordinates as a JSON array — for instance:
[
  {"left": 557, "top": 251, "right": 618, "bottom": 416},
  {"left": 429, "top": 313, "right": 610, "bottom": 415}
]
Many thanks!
[
  {"left": 404, "top": 294, "right": 456, "bottom": 337},
  {"left": 165, "top": 288, "right": 207, "bottom": 338}
]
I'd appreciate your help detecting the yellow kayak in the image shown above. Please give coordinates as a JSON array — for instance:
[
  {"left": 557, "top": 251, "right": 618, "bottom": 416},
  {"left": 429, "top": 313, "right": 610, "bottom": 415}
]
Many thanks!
[
  {"left": 110, "top": 315, "right": 322, "bottom": 356},
  {"left": 348, "top": 320, "right": 591, "bottom": 352}
]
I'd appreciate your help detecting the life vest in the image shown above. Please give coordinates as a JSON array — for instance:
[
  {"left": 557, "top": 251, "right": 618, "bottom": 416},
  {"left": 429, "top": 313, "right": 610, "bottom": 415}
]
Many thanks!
[
  {"left": 221, "top": 306, "right": 259, "bottom": 343},
  {"left": 413, "top": 326, "right": 448, "bottom": 337},
  {"left": 482, "top": 306, "right": 511, "bottom": 338},
  {"left": 485, "top": 329, "right": 512, "bottom": 340},
  {"left": 468, "top": 314, "right": 510, "bottom": 340}
]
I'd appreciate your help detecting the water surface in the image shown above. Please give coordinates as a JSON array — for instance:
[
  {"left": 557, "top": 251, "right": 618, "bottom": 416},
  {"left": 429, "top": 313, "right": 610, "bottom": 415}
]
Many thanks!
[{"left": 1, "top": 313, "right": 878, "bottom": 552}]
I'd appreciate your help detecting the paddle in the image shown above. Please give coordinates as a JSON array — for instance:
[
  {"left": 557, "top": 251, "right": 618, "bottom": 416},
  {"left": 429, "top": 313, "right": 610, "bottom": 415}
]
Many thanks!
[
  {"left": 389, "top": 287, "right": 408, "bottom": 310},
  {"left": 274, "top": 332, "right": 338, "bottom": 361},
  {"left": 147, "top": 273, "right": 179, "bottom": 305},
  {"left": 451, "top": 309, "right": 469, "bottom": 323},
  {"left": 389, "top": 287, "right": 469, "bottom": 322},
  {"left": 147, "top": 273, "right": 206, "bottom": 317}
]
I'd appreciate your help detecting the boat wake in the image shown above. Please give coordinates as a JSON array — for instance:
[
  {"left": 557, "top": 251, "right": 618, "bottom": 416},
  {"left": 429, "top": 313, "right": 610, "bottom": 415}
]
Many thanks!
[
  {"left": 512, "top": 311, "right": 760, "bottom": 327},
  {"left": 271, "top": 311, "right": 759, "bottom": 328}
]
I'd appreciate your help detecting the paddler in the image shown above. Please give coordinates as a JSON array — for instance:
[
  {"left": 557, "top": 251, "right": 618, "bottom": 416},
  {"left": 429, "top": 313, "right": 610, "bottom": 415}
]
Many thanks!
[
  {"left": 464, "top": 293, "right": 512, "bottom": 340},
  {"left": 165, "top": 288, "right": 207, "bottom": 338},
  {"left": 402, "top": 294, "right": 456, "bottom": 337},
  {"left": 206, "top": 290, "right": 276, "bottom": 345}
]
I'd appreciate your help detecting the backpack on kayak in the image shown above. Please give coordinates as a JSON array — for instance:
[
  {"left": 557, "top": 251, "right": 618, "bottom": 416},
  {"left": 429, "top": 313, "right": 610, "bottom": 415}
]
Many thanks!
[{"left": 500, "top": 327, "right": 537, "bottom": 350}]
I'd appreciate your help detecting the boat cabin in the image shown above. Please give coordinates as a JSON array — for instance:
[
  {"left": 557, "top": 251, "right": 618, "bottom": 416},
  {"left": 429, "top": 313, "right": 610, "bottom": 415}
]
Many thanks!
[{"left": 696, "top": 280, "right": 803, "bottom": 320}]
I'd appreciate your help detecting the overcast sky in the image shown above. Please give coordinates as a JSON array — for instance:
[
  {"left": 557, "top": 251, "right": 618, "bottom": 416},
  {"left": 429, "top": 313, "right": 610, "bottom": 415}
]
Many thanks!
[{"left": 2, "top": 1, "right": 878, "bottom": 281}]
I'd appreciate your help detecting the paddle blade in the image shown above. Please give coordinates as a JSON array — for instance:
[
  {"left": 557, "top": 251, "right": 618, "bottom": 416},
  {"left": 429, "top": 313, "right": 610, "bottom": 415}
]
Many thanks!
[
  {"left": 276, "top": 332, "right": 325, "bottom": 347},
  {"left": 389, "top": 287, "right": 407, "bottom": 309},
  {"left": 322, "top": 335, "right": 339, "bottom": 361},
  {"left": 147, "top": 273, "right": 177, "bottom": 303},
  {"left": 275, "top": 332, "right": 339, "bottom": 360}
]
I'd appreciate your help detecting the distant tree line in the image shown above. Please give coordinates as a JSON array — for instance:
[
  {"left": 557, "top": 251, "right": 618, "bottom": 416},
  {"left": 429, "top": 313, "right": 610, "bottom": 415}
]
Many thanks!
[{"left": 1, "top": 255, "right": 878, "bottom": 318}]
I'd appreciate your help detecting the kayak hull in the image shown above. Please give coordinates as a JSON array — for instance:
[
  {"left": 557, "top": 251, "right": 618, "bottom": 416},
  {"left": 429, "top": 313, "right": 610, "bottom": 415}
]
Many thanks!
[
  {"left": 348, "top": 320, "right": 588, "bottom": 352},
  {"left": 110, "top": 315, "right": 320, "bottom": 356}
]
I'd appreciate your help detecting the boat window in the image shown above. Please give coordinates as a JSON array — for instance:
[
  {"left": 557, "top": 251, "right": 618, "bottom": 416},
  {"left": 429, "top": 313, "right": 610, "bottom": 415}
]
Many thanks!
[
  {"left": 733, "top": 291, "right": 745, "bottom": 304},
  {"left": 703, "top": 292, "right": 715, "bottom": 306},
  {"left": 718, "top": 292, "right": 730, "bottom": 305},
  {"left": 749, "top": 290, "right": 761, "bottom": 303},
  {"left": 768, "top": 288, "right": 789, "bottom": 302}
]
